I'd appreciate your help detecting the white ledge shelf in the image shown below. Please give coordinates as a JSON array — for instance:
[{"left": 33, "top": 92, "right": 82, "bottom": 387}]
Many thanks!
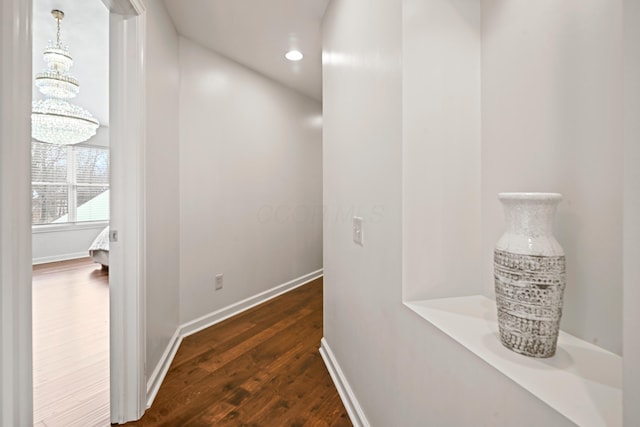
[{"left": 405, "top": 295, "right": 622, "bottom": 427}]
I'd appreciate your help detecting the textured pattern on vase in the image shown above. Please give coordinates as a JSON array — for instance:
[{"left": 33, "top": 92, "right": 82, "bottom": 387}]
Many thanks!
[{"left": 494, "top": 249, "right": 566, "bottom": 358}]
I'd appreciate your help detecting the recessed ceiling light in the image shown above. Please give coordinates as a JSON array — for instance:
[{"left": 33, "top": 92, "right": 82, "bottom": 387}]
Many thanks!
[{"left": 285, "top": 50, "right": 303, "bottom": 61}]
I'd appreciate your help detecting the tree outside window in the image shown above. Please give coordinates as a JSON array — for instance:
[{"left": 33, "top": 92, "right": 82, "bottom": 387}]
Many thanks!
[{"left": 32, "top": 141, "right": 109, "bottom": 226}]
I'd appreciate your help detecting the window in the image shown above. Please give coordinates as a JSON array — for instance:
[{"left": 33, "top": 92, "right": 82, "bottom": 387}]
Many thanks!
[{"left": 32, "top": 141, "right": 109, "bottom": 226}]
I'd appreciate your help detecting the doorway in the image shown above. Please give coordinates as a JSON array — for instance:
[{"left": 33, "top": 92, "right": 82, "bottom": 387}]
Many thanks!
[
  {"left": 30, "top": 2, "right": 111, "bottom": 424},
  {"left": 0, "top": 0, "right": 146, "bottom": 425}
]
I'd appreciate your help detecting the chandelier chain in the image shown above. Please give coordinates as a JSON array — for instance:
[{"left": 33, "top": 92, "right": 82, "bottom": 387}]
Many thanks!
[{"left": 56, "top": 16, "right": 61, "bottom": 47}]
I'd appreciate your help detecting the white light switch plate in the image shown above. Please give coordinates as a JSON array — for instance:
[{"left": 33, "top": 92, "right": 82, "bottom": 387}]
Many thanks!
[{"left": 353, "top": 216, "right": 364, "bottom": 246}]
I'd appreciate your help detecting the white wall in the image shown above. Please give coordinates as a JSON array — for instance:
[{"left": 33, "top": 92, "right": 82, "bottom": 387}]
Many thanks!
[
  {"left": 481, "top": 0, "right": 623, "bottom": 354},
  {"left": 178, "top": 37, "right": 322, "bottom": 324},
  {"left": 32, "top": 224, "right": 106, "bottom": 264},
  {"left": 323, "top": 0, "right": 579, "bottom": 425},
  {"left": 403, "top": 0, "right": 481, "bottom": 301},
  {"left": 144, "top": 0, "right": 181, "bottom": 374},
  {"left": 89, "top": 126, "right": 110, "bottom": 147},
  {"left": 322, "top": 1, "right": 403, "bottom": 422}
]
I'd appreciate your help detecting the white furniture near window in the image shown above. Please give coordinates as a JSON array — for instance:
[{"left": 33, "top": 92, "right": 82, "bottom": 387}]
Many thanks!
[{"left": 89, "top": 226, "right": 110, "bottom": 268}]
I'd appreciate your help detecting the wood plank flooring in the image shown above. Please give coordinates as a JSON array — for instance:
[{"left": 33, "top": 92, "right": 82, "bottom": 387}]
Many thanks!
[
  {"left": 33, "top": 257, "right": 110, "bottom": 427},
  {"left": 126, "top": 278, "right": 351, "bottom": 427},
  {"left": 33, "top": 259, "right": 349, "bottom": 426}
]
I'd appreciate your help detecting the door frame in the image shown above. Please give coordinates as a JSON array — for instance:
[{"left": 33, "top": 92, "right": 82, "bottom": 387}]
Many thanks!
[
  {"left": 106, "top": 0, "right": 147, "bottom": 423},
  {"left": 0, "top": 0, "right": 148, "bottom": 424},
  {"left": 0, "top": 0, "right": 33, "bottom": 425}
]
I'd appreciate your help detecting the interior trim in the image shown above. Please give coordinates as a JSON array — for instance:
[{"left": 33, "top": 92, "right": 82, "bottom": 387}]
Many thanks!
[
  {"left": 0, "top": 0, "right": 34, "bottom": 424},
  {"left": 319, "top": 337, "right": 370, "bottom": 427}
]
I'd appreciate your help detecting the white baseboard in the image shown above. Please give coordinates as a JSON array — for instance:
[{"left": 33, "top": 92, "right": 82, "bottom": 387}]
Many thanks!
[
  {"left": 32, "top": 251, "right": 90, "bottom": 265},
  {"left": 145, "top": 268, "right": 323, "bottom": 409},
  {"left": 320, "top": 338, "right": 370, "bottom": 427},
  {"left": 146, "top": 329, "right": 182, "bottom": 409},
  {"left": 180, "top": 268, "right": 324, "bottom": 338}
]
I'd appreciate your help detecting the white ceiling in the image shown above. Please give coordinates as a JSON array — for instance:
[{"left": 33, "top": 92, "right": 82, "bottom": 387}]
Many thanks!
[
  {"left": 32, "top": 0, "right": 326, "bottom": 126},
  {"left": 32, "top": 0, "right": 109, "bottom": 126},
  {"left": 164, "top": 0, "right": 330, "bottom": 101}
]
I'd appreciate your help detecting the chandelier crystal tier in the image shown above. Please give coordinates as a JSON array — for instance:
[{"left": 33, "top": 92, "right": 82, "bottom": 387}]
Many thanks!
[{"left": 32, "top": 9, "right": 100, "bottom": 145}]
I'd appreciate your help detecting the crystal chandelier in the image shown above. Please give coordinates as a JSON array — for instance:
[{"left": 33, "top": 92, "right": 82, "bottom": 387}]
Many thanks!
[{"left": 32, "top": 10, "right": 99, "bottom": 145}]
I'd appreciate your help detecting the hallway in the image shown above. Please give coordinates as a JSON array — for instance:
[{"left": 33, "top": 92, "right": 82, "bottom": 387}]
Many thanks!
[{"left": 127, "top": 278, "right": 350, "bottom": 426}]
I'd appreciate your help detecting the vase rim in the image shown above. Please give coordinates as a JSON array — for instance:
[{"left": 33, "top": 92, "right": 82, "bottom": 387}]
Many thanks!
[{"left": 498, "top": 192, "right": 562, "bottom": 201}]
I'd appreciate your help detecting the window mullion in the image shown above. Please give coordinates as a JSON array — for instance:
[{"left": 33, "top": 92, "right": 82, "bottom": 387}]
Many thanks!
[{"left": 31, "top": 142, "right": 109, "bottom": 226}]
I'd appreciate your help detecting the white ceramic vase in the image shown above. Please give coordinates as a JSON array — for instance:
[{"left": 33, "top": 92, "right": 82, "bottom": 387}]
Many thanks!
[{"left": 494, "top": 193, "right": 566, "bottom": 358}]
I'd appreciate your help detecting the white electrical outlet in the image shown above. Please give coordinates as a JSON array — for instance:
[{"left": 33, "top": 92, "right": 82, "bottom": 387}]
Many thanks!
[
  {"left": 353, "top": 216, "right": 364, "bottom": 246},
  {"left": 215, "top": 274, "right": 223, "bottom": 290}
]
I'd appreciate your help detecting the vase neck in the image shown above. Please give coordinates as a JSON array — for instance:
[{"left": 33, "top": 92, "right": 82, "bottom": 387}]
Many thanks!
[{"left": 501, "top": 198, "right": 560, "bottom": 237}]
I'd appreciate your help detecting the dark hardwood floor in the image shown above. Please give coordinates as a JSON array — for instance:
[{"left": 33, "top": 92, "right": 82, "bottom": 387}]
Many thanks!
[
  {"left": 126, "top": 277, "right": 350, "bottom": 427},
  {"left": 33, "top": 257, "right": 110, "bottom": 427},
  {"left": 33, "top": 258, "right": 348, "bottom": 426}
]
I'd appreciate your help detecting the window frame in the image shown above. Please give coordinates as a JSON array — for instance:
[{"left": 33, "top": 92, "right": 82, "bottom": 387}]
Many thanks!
[{"left": 31, "top": 141, "right": 110, "bottom": 230}]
